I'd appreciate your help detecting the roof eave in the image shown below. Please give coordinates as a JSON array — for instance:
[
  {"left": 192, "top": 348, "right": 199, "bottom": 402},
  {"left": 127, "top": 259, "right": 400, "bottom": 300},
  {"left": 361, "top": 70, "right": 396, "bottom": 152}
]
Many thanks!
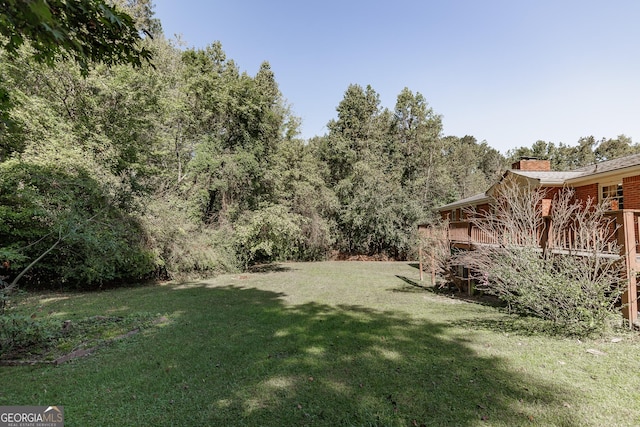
[
  {"left": 437, "top": 194, "right": 492, "bottom": 211},
  {"left": 565, "top": 164, "right": 640, "bottom": 184}
]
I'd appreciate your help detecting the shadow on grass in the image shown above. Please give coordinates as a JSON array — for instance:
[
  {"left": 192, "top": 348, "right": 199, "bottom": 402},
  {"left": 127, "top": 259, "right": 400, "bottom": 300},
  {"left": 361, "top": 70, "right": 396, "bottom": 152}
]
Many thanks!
[
  {"left": 248, "top": 263, "right": 294, "bottom": 274},
  {"left": 451, "top": 315, "right": 588, "bottom": 338},
  {"left": 392, "top": 275, "right": 506, "bottom": 309},
  {"left": 441, "top": 291, "right": 507, "bottom": 309},
  {"left": 390, "top": 275, "right": 431, "bottom": 293},
  {"left": 1, "top": 284, "right": 583, "bottom": 426}
]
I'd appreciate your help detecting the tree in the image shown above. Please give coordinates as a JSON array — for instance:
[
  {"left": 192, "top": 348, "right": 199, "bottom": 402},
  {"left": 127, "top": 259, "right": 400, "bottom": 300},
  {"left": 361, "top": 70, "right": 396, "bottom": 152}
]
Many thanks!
[
  {"left": 390, "top": 88, "right": 454, "bottom": 217},
  {"left": 0, "top": 0, "right": 152, "bottom": 73},
  {"left": 183, "top": 44, "right": 289, "bottom": 223},
  {"left": 0, "top": 0, "right": 154, "bottom": 158},
  {"left": 506, "top": 136, "right": 639, "bottom": 171},
  {"left": 329, "top": 84, "right": 381, "bottom": 148},
  {"left": 444, "top": 135, "right": 497, "bottom": 199},
  {"left": 0, "top": 8, "right": 167, "bottom": 288},
  {"left": 109, "top": 0, "right": 162, "bottom": 36},
  {"left": 392, "top": 88, "right": 442, "bottom": 183},
  {"left": 269, "top": 137, "right": 337, "bottom": 260},
  {"left": 595, "top": 135, "right": 639, "bottom": 162}
]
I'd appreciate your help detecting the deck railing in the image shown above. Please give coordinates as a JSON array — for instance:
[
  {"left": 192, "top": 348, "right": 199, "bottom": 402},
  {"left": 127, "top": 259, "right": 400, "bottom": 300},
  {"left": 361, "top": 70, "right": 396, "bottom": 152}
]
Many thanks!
[{"left": 447, "top": 210, "right": 640, "bottom": 255}]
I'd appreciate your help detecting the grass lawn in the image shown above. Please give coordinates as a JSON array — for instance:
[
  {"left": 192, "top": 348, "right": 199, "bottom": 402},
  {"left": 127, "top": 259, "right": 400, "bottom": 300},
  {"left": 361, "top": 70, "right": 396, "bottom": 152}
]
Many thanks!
[{"left": 1, "top": 261, "right": 639, "bottom": 426}]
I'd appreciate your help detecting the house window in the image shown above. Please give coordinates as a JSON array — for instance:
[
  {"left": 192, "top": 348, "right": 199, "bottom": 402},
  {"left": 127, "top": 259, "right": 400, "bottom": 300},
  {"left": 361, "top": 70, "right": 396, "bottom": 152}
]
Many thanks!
[{"left": 601, "top": 183, "right": 623, "bottom": 210}]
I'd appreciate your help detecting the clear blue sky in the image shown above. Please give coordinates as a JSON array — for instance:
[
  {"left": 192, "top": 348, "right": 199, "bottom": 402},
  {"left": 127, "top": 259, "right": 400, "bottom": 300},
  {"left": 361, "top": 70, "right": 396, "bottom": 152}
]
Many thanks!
[{"left": 153, "top": 0, "right": 640, "bottom": 154}]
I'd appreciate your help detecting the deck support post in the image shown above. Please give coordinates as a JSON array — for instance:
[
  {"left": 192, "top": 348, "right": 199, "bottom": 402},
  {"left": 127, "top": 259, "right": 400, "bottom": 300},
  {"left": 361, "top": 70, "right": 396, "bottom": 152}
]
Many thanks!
[
  {"left": 418, "top": 244, "right": 424, "bottom": 282},
  {"left": 618, "top": 211, "right": 638, "bottom": 327},
  {"left": 430, "top": 249, "right": 436, "bottom": 286}
]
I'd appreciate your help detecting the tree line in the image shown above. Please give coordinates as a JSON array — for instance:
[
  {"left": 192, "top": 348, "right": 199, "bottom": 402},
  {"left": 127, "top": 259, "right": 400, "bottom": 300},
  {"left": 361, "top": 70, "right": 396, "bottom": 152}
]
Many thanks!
[{"left": 1, "top": 0, "right": 636, "bottom": 290}]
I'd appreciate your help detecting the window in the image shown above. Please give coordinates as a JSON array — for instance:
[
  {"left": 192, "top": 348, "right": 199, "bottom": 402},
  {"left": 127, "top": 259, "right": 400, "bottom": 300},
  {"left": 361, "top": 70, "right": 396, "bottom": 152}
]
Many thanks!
[{"left": 601, "top": 183, "right": 623, "bottom": 209}]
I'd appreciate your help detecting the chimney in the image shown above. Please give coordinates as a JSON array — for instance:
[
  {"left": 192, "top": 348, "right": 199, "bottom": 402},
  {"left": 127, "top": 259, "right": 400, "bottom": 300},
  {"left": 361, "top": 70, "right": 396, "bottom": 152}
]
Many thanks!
[{"left": 511, "top": 157, "right": 551, "bottom": 171}]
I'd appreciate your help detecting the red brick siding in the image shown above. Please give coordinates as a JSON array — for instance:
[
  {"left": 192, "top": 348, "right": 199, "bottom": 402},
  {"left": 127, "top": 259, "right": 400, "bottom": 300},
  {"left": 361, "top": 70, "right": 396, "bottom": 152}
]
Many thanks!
[
  {"left": 623, "top": 175, "right": 640, "bottom": 210},
  {"left": 573, "top": 183, "right": 598, "bottom": 207},
  {"left": 542, "top": 187, "right": 562, "bottom": 199}
]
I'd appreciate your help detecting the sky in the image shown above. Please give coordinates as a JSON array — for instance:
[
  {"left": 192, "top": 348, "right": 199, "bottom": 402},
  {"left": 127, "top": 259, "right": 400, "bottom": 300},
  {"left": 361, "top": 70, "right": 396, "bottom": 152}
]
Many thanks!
[{"left": 153, "top": 0, "right": 640, "bottom": 154}]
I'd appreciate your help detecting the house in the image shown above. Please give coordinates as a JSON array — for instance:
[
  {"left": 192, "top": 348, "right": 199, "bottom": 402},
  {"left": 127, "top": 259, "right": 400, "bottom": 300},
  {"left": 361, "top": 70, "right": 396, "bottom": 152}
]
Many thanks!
[{"left": 424, "top": 154, "right": 640, "bottom": 326}]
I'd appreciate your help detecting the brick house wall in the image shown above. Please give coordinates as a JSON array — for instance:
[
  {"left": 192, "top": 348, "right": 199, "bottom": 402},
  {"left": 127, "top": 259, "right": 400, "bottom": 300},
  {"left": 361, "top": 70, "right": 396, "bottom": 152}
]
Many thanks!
[
  {"left": 622, "top": 175, "right": 640, "bottom": 210},
  {"left": 542, "top": 187, "right": 562, "bottom": 199},
  {"left": 573, "top": 183, "right": 599, "bottom": 207}
]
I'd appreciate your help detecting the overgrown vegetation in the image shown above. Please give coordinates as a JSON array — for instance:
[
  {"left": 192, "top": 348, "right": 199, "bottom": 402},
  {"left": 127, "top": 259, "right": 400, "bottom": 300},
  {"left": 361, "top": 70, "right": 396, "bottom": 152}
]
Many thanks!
[
  {"left": 1, "top": 0, "right": 639, "bottom": 328},
  {"left": 454, "top": 183, "right": 625, "bottom": 335},
  {"left": 0, "top": 311, "right": 157, "bottom": 362},
  {"left": 1, "top": 262, "right": 638, "bottom": 426},
  {"left": 0, "top": 1, "right": 509, "bottom": 291}
]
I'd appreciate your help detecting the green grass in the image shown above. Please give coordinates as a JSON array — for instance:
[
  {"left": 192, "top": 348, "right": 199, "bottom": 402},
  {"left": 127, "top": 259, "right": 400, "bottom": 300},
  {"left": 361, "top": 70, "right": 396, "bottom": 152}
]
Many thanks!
[{"left": 1, "top": 261, "right": 639, "bottom": 426}]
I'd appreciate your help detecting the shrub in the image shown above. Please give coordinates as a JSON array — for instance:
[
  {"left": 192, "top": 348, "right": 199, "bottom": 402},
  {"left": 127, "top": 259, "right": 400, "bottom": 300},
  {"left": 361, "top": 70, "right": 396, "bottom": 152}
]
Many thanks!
[
  {"left": 0, "top": 315, "right": 61, "bottom": 359},
  {"left": 141, "top": 194, "right": 239, "bottom": 279},
  {"left": 0, "top": 160, "right": 155, "bottom": 289},
  {"left": 454, "top": 184, "right": 625, "bottom": 336},
  {"left": 234, "top": 204, "right": 304, "bottom": 268}
]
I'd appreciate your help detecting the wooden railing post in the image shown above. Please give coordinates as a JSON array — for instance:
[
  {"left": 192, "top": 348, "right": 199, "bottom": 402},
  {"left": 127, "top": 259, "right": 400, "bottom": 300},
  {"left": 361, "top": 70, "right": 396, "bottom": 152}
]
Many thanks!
[
  {"left": 618, "top": 211, "right": 638, "bottom": 326},
  {"left": 540, "top": 217, "right": 551, "bottom": 256}
]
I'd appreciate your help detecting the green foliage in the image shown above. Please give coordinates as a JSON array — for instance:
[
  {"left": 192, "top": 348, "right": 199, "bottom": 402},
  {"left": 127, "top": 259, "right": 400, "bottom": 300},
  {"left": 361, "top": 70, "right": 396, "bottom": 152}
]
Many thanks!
[
  {"left": 336, "top": 162, "right": 420, "bottom": 257},
  {"left": 0, "top": 160, "right": 155, "bottom": 289},
  {"left": 0, "top": 311, "right": 158, "bottom": 360},
  {"left": 444, "top": 135, "right": 504, "bottom": 199},
  {"left": 594, "top": 134, "right": 640, "bottom": 162},
  {"left": 234, "top": 204, "right": 304, "bottom": 267},
  {"left": 0, "top": 20, "right": 512, "bottom": 285},
  {"left": 0, "top": 21, "right": 514, "bottom": 283},
  {"left": 507, "top": 135, "right": 640, "bottom": 171},
  {"left": 0, "top": 314, "right": 60, "bottom": 358},
  {"left": 0, "top": 0, "right": 153, "bottom": 141},
  {"left": 141, "top": 193, "right": 238, "bottom": 278},
  {"left": 481, "top": 248, "right": 623, "bottom": 336},
  {"left": 0, "top": 0, "right": 152, "bottom": 73},
  {"left": 4, "top": 1, "right": 639, "bottom": 289},
  {"left": 313, "top": 85, "right": 475, "bottom": 258},
  {"left": 269, "top": 138, "right": 337, "bottom": 260}
]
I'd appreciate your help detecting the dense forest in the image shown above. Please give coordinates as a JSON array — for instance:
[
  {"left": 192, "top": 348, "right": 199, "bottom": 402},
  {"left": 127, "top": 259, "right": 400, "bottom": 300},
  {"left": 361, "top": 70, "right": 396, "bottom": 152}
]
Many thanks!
[{"left": 1, "top": 1, "right": 639, "bottom": 290}]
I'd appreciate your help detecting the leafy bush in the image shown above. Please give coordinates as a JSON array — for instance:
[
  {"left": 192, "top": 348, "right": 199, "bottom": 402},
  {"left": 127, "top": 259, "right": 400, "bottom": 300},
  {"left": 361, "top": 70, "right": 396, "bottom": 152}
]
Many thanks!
[
  {"left": 0, "top": 315, "right": 61, "bottom": 359},
  {"left": 141, "top": 194, "right": 239, "bottom": 279},
  {"left": 478, "top": 247, "right": 622, "bottom": 335},
  {"left": 0, "top": 160, "right": 155, "bottom": 289},
  {"left": 234, "top": 204, "right": 304, "bottom": 267}
]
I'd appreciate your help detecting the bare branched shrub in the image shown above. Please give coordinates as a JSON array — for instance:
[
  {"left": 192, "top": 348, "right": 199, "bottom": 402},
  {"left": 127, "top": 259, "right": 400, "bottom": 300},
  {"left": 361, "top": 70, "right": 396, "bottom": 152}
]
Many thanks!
[
  {"left": 453, "top": 182, "right": 625, "bottom": 335},
  {"left": 418, "top": 222, "right": 451, "bottom": 286}
]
